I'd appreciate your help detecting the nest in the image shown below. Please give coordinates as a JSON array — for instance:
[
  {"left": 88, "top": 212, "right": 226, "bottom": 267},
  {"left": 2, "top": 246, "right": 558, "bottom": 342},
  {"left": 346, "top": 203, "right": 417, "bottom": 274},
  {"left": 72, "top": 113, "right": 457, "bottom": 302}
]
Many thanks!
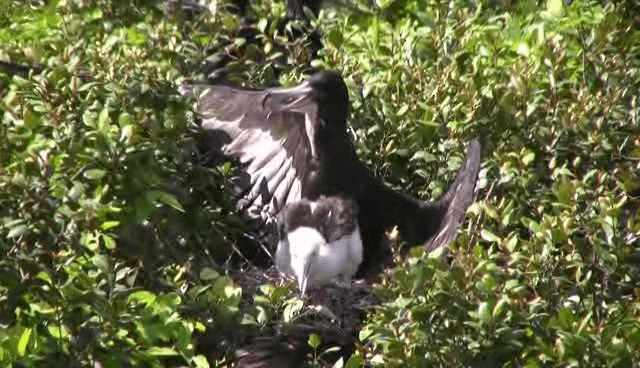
[{"left": 223, "top": 264, "right": 378, "bottom": 367}]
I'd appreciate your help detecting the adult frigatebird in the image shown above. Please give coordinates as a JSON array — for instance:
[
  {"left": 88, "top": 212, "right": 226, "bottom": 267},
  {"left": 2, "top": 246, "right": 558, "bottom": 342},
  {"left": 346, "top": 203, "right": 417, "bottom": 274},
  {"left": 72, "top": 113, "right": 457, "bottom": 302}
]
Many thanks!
[{"left": 184, "top": 70, "right": 481, "bottom": 277}]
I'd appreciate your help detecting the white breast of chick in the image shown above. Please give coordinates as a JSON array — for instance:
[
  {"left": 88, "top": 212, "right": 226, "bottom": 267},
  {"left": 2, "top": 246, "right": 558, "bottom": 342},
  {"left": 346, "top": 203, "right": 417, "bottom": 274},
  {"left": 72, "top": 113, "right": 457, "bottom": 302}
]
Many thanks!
[{"left": 279, "top": 225, "right": 363, "bottom": 291}]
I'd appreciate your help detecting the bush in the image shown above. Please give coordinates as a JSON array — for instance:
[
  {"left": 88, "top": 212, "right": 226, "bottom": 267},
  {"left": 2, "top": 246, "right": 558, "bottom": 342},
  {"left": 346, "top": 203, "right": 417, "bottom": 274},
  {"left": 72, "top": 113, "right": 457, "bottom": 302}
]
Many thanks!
[
  {"left": 0, "top": 1, "right": 244, "bottom": 366},
  {"left": 328, "top": 1, "right": 640, "bottom": 366}
]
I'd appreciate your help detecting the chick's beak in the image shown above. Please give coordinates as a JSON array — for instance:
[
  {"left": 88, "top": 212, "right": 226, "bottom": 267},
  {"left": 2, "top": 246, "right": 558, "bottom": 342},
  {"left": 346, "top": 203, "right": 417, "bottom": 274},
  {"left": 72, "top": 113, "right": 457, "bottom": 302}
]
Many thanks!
[
  {"left": 299, "top": 275, "right": 308, "bottom": 297},
  {"left": 298, "top": 259, "right": 313, "bottom": 296}
]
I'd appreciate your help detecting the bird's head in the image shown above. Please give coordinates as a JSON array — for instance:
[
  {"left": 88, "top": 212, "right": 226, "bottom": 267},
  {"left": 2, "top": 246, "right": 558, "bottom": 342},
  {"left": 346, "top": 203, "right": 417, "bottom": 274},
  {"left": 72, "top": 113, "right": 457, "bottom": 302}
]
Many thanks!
[
  {"left": 262, "top": 70, "right": 349, "bottom": 132},
  {"left": 287, "top": 227, "right": 325, "bottom": 296}
]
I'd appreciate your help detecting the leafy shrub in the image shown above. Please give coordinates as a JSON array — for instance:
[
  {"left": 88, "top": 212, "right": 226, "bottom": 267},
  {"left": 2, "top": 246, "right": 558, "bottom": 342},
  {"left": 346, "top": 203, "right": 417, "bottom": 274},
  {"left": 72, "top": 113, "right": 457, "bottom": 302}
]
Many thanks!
[
  {"left": 0, "top": 1, "right": 245, "bottom": 366},
  {"left": 326, "top": 1, "right": 640, "bottom": 366}
]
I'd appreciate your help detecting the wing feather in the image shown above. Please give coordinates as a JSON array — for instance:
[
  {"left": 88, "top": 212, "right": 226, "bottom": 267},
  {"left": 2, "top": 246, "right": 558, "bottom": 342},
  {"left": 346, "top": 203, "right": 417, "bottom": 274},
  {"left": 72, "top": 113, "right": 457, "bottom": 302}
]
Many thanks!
[
  {"left": 270, "top": 159, "right": 298, "bottom": 211},
  {"left": 188, "top": 82, "right": 318, "bottom": 224},
  {"left": 247, "top": 154, "right": 291, "bottom": 210}
]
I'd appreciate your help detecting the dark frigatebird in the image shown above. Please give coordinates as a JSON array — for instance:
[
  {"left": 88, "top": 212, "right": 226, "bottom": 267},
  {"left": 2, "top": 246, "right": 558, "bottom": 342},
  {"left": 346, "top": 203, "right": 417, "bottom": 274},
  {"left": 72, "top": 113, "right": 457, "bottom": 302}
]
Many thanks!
[
  {"left": 184, "top": 70, "right": 481, "bottom": 277},
  {"left": 275, "top": 195, "right": 363, "bottom": 295}
]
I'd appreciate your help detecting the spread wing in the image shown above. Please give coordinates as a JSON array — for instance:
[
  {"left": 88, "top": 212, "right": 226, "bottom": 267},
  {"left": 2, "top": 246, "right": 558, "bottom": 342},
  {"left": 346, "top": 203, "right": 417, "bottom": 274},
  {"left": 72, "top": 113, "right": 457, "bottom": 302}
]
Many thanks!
[{"left": 183, "top": 82, "right": 319, "bottom": 228}]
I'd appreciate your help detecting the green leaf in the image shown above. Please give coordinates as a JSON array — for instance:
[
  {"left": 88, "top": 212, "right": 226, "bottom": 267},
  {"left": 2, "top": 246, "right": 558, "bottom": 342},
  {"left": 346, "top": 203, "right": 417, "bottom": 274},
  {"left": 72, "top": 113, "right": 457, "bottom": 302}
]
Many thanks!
[
  {"left": 199, "top": 267, "right": 219, "bottom": 281},
  {"left": 68, "top": 182, "right": 86, "bottom": 200},
  {"left": 194, "top": 322, "right": 206, "bottom": 332},
  {"left": 522, "top": 151, "right": 535, "bottom": 166},
  {"left": 7, "top": 224, "right": 28, "bottom": 238},
  {"left": 257, "top": 18, "right": 268, "bottom": 33},
  {"left": 82, "top": 111, "right": 95, "bottom": 127},
  {"left": 126, "top": 27, "right": 147, "bottom": 45},
  {"left": 84, "top": 169, "right": 106, "bottom": 180},
  {"left": 493, "top": 298, "right": 509, "bottom": 319},
  {"left": 17, "top": 328, "right": 31, "bottom": 356},
  {"left": 308, "top": 333, "right": 321, "bottom": 349},
  {"left": 255, "top": 305, "right": 268, "bottom": 324},
  {"left": 283, "top": 298, "right": 304, "bottom": 322},
  {"left": 505, "top": 236, "right": 518, "bottom": 252},
  {"left": 259, "top": 283, "right": 275, "bottom": 297},
  {"left": 556, "top": 180, "right": 574, "bottom": 205},
  {"left": 128, "top": 290, "right": 157, "bottom": 305},
  {"left": 397, "top": 104, "right": 409, "bottom": 116},
  {"left": 478, "top": 302, "right": 491, "bottom": 325},
  {"left": 100, "top": 221, "right": 120, "bottom": 230},
  {"left": 577, "top": 311, "right": 593, "bottom": 335},
  {"left": 89, "top": 8, "right": 103, "bottom": 20},
  {"left": 36, "top": 271, "right": 52, "bottom": 284},
  {"left": 326, "top": 29, "right": 344, "bottom": 49},
  {"left": 269, "top": 285, "right": 289, "bottom": 302},
  {"left": 358, "top": 326, "right": 374, "bottom": 342},
  {"left": 102, "top": 234, "right": 116, "bottom": 250},
  {"left": 146, "top": 346, "right": 178, "bottom": 356},
  {"left": 192, "top": 355, "right": 210, "bottom": 368},
  {"left": 92, "top": 254, "right": 110, "bottom": 272},
  {"left": 98, "top": 107, "right": 110, "bottom": 127},
  {"left": 118, "top": 112, "right": 133, "bottom": 127},
  {"left": 344, "top": 354, "right": 364, "bottom": 368},
  {"left": 557, "top": 308, "right": 575, "bottom": 328},
  {"left": 516, "top": 42, "right": 530, "bottom": 58},
  {"left": 544, "top": 0, "right": 564, "bottom": 18},
  {"left": 47, "top": 325, "right": 69, "bottom": 339},
  {"left": 480, "top": 229, "right": 499, "bottom": 243},
  {"left": 148, "top": 190, "right": 185, "bottom": 212}
]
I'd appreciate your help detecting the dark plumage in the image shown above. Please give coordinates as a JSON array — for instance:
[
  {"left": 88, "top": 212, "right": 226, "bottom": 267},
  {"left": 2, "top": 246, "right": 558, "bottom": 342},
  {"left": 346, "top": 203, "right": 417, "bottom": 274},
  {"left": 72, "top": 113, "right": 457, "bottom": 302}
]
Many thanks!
[
  {"left": 279, "top": 199, "right": 316, "bottom": 236},
  {"left": 184, "top": 70, "right": 481, "bottom": 277},
  {"left": 279, "top": 195, "right": 358, "bottom": 243},
  {"left": 313, "top": 195, "right": 359, "bottom": 243}
]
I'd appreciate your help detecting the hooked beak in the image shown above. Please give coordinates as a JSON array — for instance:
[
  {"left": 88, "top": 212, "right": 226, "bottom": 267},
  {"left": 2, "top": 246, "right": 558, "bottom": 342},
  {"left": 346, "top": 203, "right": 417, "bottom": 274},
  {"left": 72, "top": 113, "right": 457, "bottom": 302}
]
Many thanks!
[
  {"left": 262, "top": 81, "right": 315, "bottom": 114},
  {"left": 299, "top": 275, "right": 308, "bottom": 296},
  {"left": 298, "top": 259, "right": 313, "bottom": 296}
]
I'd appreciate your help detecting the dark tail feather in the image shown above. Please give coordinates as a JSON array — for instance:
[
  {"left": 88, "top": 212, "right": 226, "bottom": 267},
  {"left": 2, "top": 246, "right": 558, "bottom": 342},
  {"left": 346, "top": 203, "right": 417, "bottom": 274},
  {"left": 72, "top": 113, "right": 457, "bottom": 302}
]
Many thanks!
[{"left": 423, "top": 139, "right": 481, "bottom": 252}]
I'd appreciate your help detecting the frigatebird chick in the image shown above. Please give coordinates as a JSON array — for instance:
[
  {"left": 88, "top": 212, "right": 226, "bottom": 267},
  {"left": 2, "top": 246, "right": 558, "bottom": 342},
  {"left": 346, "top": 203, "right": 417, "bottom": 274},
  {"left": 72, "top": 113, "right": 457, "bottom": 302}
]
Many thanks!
[{"left": 275, "top": 196, "right": 363, "bottom": 296}]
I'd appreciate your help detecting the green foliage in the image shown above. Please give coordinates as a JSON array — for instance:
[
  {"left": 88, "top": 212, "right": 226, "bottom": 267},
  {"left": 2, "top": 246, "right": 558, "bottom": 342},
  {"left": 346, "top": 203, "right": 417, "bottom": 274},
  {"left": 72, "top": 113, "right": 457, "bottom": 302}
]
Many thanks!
[
  {"left": 0, "top": 1, "right": 242, "bottom": 366},
  {"left": 1, "top": 0, "right": 639, "bottom": 367},
  {"left": 331, "top": 1, "right": 640, "bottom": 366}
]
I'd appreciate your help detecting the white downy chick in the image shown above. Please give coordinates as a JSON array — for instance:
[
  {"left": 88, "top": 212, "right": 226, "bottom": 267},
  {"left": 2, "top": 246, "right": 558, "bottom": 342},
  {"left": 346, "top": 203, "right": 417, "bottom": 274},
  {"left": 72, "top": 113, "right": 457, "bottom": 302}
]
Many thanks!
[{"left": 275, "top": 196, "right": 363, "bottom": 296}]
